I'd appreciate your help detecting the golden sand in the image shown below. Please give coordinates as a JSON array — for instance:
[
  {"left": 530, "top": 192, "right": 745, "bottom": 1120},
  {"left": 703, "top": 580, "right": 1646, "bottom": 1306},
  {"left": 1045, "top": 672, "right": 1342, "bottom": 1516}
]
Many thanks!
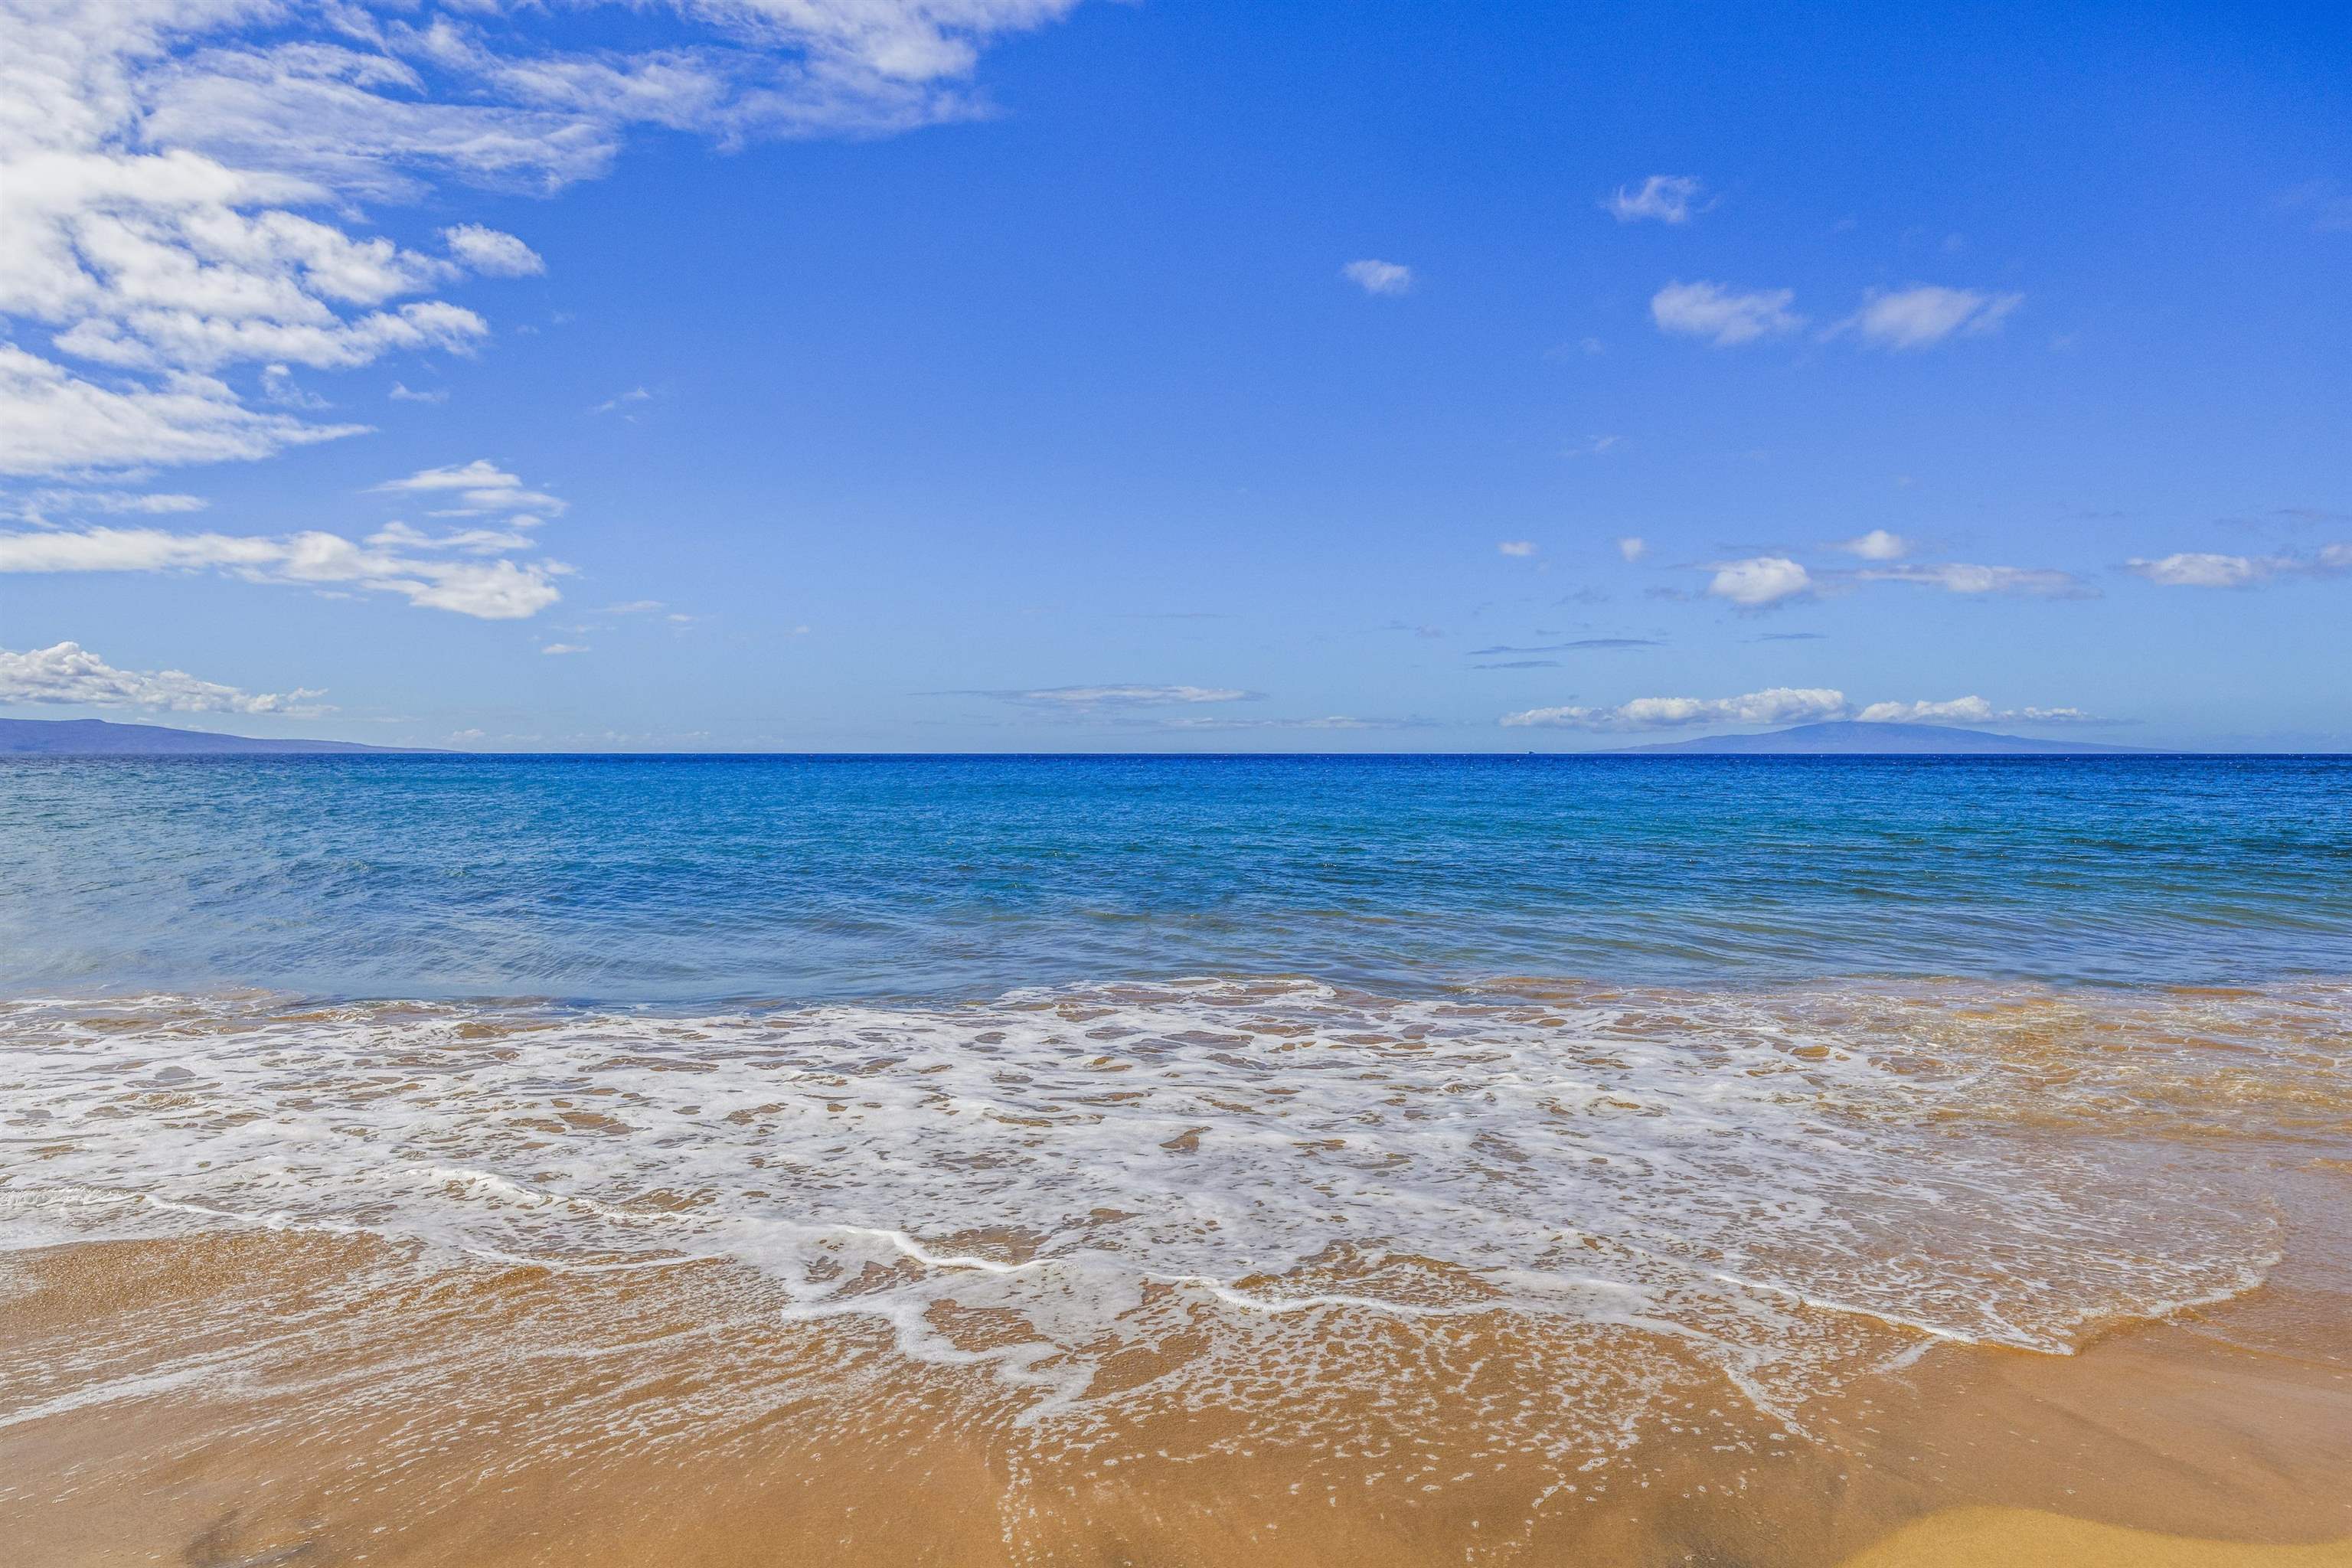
[
  {"left": 5, "top": 982, "right": 2347, "bottom": 1563},
  {"left": 1838, "top": 1510, "right": 2352, "bottom": 1568},
  {"left": 4, "top": 1229, "right": 2348, "bottom": 1566}
]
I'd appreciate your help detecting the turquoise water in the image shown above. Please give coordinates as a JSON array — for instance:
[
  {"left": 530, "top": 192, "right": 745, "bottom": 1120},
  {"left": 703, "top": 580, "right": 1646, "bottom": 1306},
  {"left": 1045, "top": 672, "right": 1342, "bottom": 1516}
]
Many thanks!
[{"left": 2, "top": 753, "right": 2347, "bottom": 1000}]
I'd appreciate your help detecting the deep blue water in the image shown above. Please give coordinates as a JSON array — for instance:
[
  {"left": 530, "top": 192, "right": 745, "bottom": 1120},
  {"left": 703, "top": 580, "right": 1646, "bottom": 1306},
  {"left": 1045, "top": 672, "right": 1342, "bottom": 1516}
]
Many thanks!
[{"left": 2, "top": 753, "right": 2347, "bottom": 1001}]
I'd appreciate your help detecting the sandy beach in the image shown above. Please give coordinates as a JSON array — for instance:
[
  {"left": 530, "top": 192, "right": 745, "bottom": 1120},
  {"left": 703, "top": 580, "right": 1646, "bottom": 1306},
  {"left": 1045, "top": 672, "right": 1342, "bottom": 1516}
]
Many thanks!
[
  {"left": 5, "top": 977, "right": 2346, "bottom": 1566},
  {"left": 4, "top": 1221, "right": 2347, "bottom": 1566}
]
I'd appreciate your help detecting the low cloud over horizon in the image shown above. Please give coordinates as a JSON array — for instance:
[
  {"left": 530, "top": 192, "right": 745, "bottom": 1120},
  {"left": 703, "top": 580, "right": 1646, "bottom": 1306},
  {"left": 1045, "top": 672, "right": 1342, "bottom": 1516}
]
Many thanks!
[
  {"left": 1501, "top": 688, "right": 2102, "bottom": 733},
  {"left": 0, "top": 641, "right": 324, "bottom": 716}
]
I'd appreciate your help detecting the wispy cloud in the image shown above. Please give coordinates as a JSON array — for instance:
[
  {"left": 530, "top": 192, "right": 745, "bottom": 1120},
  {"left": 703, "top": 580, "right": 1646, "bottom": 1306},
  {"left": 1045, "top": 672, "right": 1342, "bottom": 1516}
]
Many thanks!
[
  {"left": 389, "top": 383, "right": 449, "bottom": 403},
  {"left": 1501, "top": 688, "right": 2100, "bottom": 731},
  {"left": 442, "top": 224, "right": 545, "bottom": 277},
  {"left": 4, "top": 488, "right": 207, "bottom": 524},
  {"left": 1466, "top": 639, "right": 1656, "bottom": 655},
  {"left": 541, "top": 642, "right": 588, "bottom": 655},
  {"left": 374, "top": 459, "right": 565, "bottom": 518},
  {"left": 1651, "top": 282, "right": 1802, "bottom": 346},
  {"left": 968, "top": 684, "right": 1259, "bottom": 711},
  {"left": 1840, "top": 286, "right": 2022, "bottom": 349},
  {"left": 1837, "top": 529, "right": 1909, "bottom": 560},
  {"left": 592, "top": 387, "right": 654, "bottom": 416},
  {"left": 1498, "top": 540, "right": 1537, "bottom": 557},
  {"left": 2125, "top": 547, "right": 2352, "bottom": 587},
  {"left": 0, "top": 348, "right": 367, "bottom": 476},
  {"left": 2127, "top": 552, "right": 2271, "bottom": 588},
  {"left": 0, "top": 0, "right": 1085, "bottom": 477},
  {"left": 1853, "top": 697, "right": 2097, "bottom": 724},
  {"left": 0, "top": 524, "right": 566, "bottom": 619},
  {"left": 1616, "top": 536, "right": 1647, "bottom": 563},
  {"left": 1341, "top": 260, "right": 1414, "bottom": 296},
  {"left": 1605, "top": 175, "right": 1707, "bottom": 224},
  {"left": 1503, "top": 687, "right": 1846, "bottom": 731},
  {"left": 259, "top": 364, "right": 331, "bottom": 409},
  {"left": 0, "top": 640, "right": 324, "bottom": 714},
  {"left": 1854, "top": 562, "right": 2089, "bottom": 596}
]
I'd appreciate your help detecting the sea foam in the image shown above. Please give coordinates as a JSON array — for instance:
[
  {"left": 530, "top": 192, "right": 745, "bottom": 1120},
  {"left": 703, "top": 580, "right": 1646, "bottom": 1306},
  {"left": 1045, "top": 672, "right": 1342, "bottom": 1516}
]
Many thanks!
[{"left": 2, "top": 978, "right": 2337, "bottom": 1433}]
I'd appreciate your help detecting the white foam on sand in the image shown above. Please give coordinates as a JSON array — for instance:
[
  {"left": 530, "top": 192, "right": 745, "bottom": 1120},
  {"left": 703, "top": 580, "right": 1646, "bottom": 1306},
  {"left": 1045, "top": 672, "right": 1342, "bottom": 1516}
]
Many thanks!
[{"left": 1, "top": 977, "right": 2338, "bottom": 1439}]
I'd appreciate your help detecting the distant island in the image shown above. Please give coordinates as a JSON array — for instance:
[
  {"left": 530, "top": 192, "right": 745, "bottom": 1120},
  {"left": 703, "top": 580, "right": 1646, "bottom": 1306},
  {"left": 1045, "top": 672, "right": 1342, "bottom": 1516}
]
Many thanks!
[
  {"left": 0, "top": 717, "right": 430, "bottom": 756},
  {"left": 0, "top": 716, "right": 2168, "bottom": 756},
  {"left": 1615, "top": 720, "right": 2151, "bottom": 756}
]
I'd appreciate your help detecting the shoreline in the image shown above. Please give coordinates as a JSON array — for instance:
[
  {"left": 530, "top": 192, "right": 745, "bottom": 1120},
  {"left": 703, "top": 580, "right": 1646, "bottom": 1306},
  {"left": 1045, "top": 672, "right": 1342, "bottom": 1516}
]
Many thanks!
[
  {"left": 3, "top": 1227, "right": 2347, "bottom": 1566},
  {"left": 5, "top": 975, "right": 2346, "bottom": 1563}
]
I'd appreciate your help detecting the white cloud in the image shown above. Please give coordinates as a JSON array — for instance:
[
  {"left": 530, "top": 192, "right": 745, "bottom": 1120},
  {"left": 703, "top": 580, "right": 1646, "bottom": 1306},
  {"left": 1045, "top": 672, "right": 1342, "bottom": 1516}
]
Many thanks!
[
  {"left": 1838, "top": 528, "right": 1909, "bottom": 560},
  {"left": 0, "top": 524, "right": 565, "bottom": 618},
  {"left": 1651, "top": 281, "right": 1802, "bottom": 346},
  {"left": 1707, "top": 555, "right": 1812, "bottom": 606},
  {"left": 1855, "top": 562, "right": 2086, "bottom": 596},
  {"left": 54, "top": 299, "right": 488, "bottom": 374},
  {"left": 5, "top": 486, "right": 207, "bottom": 523},
  {"left": 1854, "top": 697, "right": 2099, "bottom": 725},
  {"left": 0, "top": 1, "right": 1086, "bottom": 475},
  {"left": 1341, "top": 260, "right": 1413, "bottom": 296},
  {"left": 1501, "top": 687, "right": 2099, "bottom": 731},
  {"left": 1615, "top": 535, "right": 1646, "bottom": 563},
  {"left": 0, "top": 345, "right": 364, "bottom": 475},
  {"left": 387, "top": 381, "right": 447, "bottom": 403},
  {"left": 0, "top": 640, "right": 323, "bottom": 714},
  {"left": 368, "top": 518, "right": 534, "bottom": 555},
  {"left": 1604, "top": 175, "right": 1704, "bottom": 224},
  {"left": 1498, "top": 540, "right": 1537, "bottom": 557},
  {"left": 592, "top": 386, "right": 652, "bottom": 414},
  {"left": 1842, "top": 286, "right": 2022, "bottom": 349},
  {"left": 2124, "top": 546, "right": 2352, "bottom": 588},
  {"left": 378, "top": 457, "right": 517, "bottom": 492},
  {"left": 1503, "top": 687, "right": 1846, "bottom": 731},
  {"left": 2125, "top": 551, "right": 2272, "bottom": 588},
  {"left": 442, "top": 224, "right": 544, "bottom": 276},
  {"left": 259, "top": 361, "right": 328, "bottom": 408},
  {"left": 541, "top": 642, "right": 588, "bottom": 655},
  {"left": 374, "top": 457, "right": 566, "bottom": 517}
]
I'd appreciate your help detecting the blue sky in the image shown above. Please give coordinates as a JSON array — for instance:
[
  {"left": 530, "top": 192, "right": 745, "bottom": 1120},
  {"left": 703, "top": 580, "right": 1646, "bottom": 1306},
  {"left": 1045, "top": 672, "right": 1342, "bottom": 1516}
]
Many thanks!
[{"left": 2, "top": 1, "right": 2347, "bottom": 750}]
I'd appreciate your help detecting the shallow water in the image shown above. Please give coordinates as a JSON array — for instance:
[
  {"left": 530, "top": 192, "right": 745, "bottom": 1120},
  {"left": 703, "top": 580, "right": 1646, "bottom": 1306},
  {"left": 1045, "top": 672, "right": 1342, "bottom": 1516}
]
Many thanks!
[{"left": 7, "top": 976, "right": 2346, "bottom": 1433}]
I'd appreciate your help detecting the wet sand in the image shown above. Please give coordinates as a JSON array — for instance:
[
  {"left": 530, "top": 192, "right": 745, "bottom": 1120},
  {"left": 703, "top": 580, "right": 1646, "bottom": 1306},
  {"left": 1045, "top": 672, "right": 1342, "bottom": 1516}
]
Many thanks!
[
  {"left": 5, "top": 1227, "right": 2347, "bottom": 1566},
  {"left": 5, "top": 981, "right": 2350, "bottom": 1564},
  {"left": 1844, "top": 1511, "right": 2352, "bottom": 1568}
]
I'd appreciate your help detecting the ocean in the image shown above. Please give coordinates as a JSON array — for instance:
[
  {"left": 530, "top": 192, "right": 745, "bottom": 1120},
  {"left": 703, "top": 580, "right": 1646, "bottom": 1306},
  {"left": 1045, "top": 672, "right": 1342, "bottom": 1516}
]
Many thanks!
[
  {"left": 3, "top": 754, "right": 2349, "bottom": 1563},
  {"left": 5, "top": 753, "right": 2350, "bottom": 998}
]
